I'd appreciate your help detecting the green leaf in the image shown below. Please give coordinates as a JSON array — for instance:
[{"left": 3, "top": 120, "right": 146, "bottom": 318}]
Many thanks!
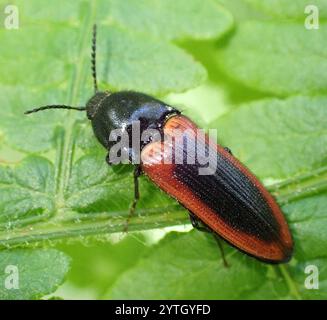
[
  {"left": 0, "top": 249, "right": 70, "bottom": 300},
  {"left": 216, "top": 21, "right": 327, "bottom": 96},
  {"left": 0, "top": 25, "right": 78, "bottom": 88},
  {"left": 97, "top": 26, "right": 206, "bottom": 95},
  {"left": 213, "top": 96, "right": 327, "bottom": 180},
  {"left": 0, "top": 156, "right": 54, "bottom": 226},
  {"left": 0, "top": 152, "right": 187, "bottom": 246},
  {"left": 107, "top": 231, "right": 269, "bottom": 299},
  {"left": 10, "top": 0, "right": 86, "bottom": 23},
  {"left": 66, "top": 153, "right": 133, "bottom": 213},
  {"left": 105, "top": 231, "right": 296, "bottom": 299},
  {"left": 108, "top": 0, "right": 233, "bottom": 40},
  {"left": 217, "top": 0, "right": 264, "bottom": 22},
  {"left": 245, "top": 0, "right": 327, "bottom": 19},
  {"left": 284, "top": 194, "right": 327, "bottom": 261},
  {"left": 108, "top": 228, "right": 327, "bottom": 299},
  {"left": 1, "top": 0, "right": 327, "bottom": 300},
  {"left": 0, "top": 13, "right": 206, "bottom": 96},
  {"left": 0, "top": 87, "right": 68, "bottom": 153},
  {"left": 57, "top": 235, "right": 149, "bottom": 299}
]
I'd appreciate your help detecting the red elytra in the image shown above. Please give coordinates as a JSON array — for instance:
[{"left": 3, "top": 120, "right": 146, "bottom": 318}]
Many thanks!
[{"left": 141, "top": 115, "right": 293, "bottom": 263}]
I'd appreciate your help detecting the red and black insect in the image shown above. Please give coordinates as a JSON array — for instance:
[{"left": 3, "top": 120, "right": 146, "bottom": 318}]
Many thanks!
[{"left": 25, "top": 25, "right": 293, "bottom": 264}]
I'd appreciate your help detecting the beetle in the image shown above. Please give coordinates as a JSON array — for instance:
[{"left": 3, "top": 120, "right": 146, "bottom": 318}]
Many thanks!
[{"left": 25, "top": 25, "right": 293, "bottom": 265}]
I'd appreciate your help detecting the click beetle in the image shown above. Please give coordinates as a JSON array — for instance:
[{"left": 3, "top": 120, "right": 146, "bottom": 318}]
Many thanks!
[{"left": 25, "top": 25, "right": 293, "bottom": 265}]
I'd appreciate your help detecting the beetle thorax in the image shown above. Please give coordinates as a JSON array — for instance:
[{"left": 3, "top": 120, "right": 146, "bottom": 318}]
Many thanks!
[
  {"left": 87, "top": 91, "right": 178, "bottom": 152},
  {"left": 86, "top": 91, "right": 110, "bottom": 120}
]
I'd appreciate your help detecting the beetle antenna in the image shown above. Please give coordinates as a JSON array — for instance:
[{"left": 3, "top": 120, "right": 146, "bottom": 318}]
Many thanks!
[
  {"left": 91, "top": 24, "right": 98, "bottom": 93},
  {"left": 24, "top": 105, "right": 86, "bottom": 115}
]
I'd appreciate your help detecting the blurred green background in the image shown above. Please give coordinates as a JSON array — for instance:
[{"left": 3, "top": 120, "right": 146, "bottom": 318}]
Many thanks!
[{"left": 0, "top": 0, "right": 326, "bottom": 300}]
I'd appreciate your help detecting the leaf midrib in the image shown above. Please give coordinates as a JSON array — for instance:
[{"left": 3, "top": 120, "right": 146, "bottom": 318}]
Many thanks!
[{"left": 55, "top": 2, "right": 96, "bottom": 211}]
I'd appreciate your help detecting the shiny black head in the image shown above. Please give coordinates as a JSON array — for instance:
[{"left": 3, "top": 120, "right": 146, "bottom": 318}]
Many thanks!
[
  {"left": 86, "top": 91, "right": 177, "bottom": 150},
  {"left": 24, "top": 24, "right": 178, "bottom": 159}
]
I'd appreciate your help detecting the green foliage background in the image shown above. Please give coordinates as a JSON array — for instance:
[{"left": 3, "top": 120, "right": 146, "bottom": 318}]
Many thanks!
[{"left": 0, "top": 0, "right": 326, "bottom": 299}]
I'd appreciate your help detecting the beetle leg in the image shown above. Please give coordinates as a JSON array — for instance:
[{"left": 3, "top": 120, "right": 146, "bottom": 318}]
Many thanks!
[
  {"left": 224, "top": 147, "right": 233, "bottom": 155},
  {"left": 123, "top": 165, "right": 142, "bottom": 233},
  {"left": 105, "top": 153, "right": 113, "bottom": 166},
  {"left": 189, "top": 213, "right": 210, "bottom": 233},
  {"left": 214, "top": 235, "right": 230, "bottom": 268},
  {"left": 190, "top": 213, "right": 229, "bottom": 267}
]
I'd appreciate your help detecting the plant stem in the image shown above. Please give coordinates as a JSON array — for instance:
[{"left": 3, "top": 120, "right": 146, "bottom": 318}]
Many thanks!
[{"left": 278, "top": 265, "right": 302, "bottom": 300}]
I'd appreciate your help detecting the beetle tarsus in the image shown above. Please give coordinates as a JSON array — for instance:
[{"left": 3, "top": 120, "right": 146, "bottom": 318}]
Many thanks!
[
  {"left": 224, "top": 147, "right": 233, "bottom": 155},
  {"left": 105, "top": 153, "right": 112, "bottom": 166},
  {"left": 189, "top": 214, "right": 210, "bottom": 233},
  {"left": 214, "top": 235, "right": 230, "bottom": 268},
  {"left": 190, "top": 214, "right": 230, "bottom": 268},
  {"left": 123, "top": 165, "right": 142, "bottom": 233}
]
